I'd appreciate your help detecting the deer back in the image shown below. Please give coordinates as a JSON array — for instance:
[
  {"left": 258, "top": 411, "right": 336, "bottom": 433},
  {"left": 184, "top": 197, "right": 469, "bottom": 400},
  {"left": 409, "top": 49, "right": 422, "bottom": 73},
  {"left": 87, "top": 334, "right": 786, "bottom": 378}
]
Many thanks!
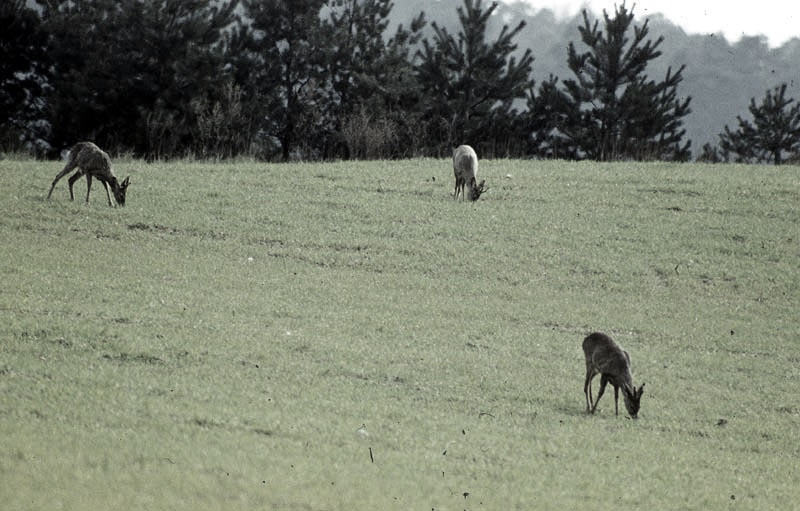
[
  {"left": 453, "top": 145, "right": 478, "bottom": 181},
  {"left": 583, "top": 332, "right": 634, "bottom": 389},
  {"left": 73, "top": 141, "right": 130, "bottom": 206},
  {"left": 71, "top": 142, "right": 113, "bottom": 177}
]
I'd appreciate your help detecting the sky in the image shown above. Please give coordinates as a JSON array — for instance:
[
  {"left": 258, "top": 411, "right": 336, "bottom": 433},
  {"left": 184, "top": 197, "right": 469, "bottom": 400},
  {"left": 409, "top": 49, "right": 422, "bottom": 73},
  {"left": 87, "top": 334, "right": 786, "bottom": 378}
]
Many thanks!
[{"left": 515, "top": 0, "right": 799, "bottom": 47}]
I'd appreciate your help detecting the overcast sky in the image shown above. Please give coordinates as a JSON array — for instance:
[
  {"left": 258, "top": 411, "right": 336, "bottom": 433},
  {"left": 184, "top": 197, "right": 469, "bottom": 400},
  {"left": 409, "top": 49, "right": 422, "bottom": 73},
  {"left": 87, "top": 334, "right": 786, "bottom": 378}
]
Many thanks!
[{"left": 512, "top": 0, "right": 799, "bottom": 47}]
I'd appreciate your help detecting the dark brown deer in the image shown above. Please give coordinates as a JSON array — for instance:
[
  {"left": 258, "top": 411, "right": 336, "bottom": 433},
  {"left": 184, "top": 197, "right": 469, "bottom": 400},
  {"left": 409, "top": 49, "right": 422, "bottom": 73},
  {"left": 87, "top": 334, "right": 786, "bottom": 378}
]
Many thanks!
[
  {"left": 453, "top": 145, "right": 486, "bottom": 201},
  {"left": 47, "top": 142, "right": 130, "bottom": 207},
  {"left": 583, "top": 332, "right": 645, "bottom": 418}
]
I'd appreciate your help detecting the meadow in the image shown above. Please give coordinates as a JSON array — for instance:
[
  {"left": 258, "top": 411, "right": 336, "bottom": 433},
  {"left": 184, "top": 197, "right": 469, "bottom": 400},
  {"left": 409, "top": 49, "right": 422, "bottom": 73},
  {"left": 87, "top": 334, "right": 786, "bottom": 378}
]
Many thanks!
[{"left": 0, "top": 156, "right": 798, "bottom": 510}]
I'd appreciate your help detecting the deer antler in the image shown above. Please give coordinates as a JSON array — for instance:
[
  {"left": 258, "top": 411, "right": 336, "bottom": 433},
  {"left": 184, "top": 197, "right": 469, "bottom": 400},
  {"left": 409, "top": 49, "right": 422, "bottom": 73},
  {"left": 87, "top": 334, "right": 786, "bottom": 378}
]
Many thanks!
[{"left": 470, "top": 179, "right": 487, "bottom": 201}]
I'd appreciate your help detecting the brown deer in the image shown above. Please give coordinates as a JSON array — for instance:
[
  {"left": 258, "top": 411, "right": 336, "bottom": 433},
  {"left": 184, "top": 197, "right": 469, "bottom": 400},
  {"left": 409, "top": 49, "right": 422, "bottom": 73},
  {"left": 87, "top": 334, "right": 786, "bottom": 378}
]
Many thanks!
[
  {"left": 583, "top": 332, "right": 645, "bottom": 418},
  {"left": 47, "top": 142, "right": 130, "bottom": 207},
  {"left": 452, "top": 145, "right": 486, "bottom": 201}
]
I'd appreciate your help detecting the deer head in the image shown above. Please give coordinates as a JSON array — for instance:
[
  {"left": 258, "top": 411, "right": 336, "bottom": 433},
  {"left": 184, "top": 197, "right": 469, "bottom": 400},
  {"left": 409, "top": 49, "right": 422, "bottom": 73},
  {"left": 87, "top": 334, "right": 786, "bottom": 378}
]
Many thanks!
[
  {"left": 114, "top": 176, "right": 130, "bottom": 206},
  {"left": 622, "top": 382, "right": 645, "bottom": 418},
  {"left": 468, "top": 178, "right": 486, "bottom": 201}
]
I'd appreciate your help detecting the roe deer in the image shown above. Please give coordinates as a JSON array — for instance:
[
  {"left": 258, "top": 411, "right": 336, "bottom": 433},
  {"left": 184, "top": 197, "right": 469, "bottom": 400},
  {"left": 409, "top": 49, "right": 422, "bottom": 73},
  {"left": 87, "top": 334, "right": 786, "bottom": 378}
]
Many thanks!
[
  {"left": 583, "top": 332, "right": 645, "bottom": 418},
  {"left": 47, "top": 142, "right": 130, "bottom": 207},
  {"left": 453, "top": 145, "right": 486, "bottom": 201}
]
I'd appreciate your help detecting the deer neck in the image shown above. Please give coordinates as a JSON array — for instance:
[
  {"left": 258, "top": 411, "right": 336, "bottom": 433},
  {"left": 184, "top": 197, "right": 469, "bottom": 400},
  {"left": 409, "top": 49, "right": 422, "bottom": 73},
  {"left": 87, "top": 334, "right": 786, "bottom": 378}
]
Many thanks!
[
  {"left": 618, "top": 373, "right": 635, "bottom": 394},
  {"left": 604, "top": 366, "right": 633, "bottom": 391}
]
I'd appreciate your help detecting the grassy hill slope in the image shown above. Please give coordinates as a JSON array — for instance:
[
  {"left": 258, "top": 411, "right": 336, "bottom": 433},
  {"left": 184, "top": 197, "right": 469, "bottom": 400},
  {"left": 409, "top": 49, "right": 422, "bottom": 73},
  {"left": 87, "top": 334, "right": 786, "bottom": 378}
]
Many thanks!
[{"left": 1, "top": 157, "right": 798, "bottom": 509}]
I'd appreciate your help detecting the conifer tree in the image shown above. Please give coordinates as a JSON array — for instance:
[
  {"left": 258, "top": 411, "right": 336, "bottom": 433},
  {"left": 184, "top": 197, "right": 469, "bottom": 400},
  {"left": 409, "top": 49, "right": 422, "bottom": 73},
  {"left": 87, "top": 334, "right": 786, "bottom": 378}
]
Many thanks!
[
  {"left": 0, "top": 0, "right": 50, "bottom": 152},
  {"left": 324, "top": 0, "right": 423, "bottom": 117},
  {"left": 322, "top": 0, "right": 425, "bottom": 158},
  {"left": 526, "top": 75, "right": 574, "bottom": 159},
  {"left": 241, "top": 0, "right": 329, "bottom": 160},
  {"left": 718, "top": 83, "right": 800, "bottom": 164},
  {"left": 37, "top": 0, "right": 238, "bottom": 158},
  {"left": 415, "top": 0, "right": 534, "bottom": 155},
  {"left": 558, "top": 3, "right": 691, "bottom": 161}
]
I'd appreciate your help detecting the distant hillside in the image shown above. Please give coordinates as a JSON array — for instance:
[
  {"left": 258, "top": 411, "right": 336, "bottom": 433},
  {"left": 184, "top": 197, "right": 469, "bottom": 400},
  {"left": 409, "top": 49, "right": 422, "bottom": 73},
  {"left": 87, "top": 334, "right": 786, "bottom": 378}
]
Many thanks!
[{"left": 390, "top": 0, "right": 800, "bottom": 155}]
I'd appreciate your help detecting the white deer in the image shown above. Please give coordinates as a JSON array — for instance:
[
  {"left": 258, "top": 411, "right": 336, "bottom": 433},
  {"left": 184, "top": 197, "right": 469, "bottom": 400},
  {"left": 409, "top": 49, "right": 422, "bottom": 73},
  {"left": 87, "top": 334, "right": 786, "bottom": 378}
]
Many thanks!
[
  {"left": 47, "top": 142, "right": 130, "bottom": 207},
  {"left": 452, "top": 145, "right": 485, "bottom": 201}
]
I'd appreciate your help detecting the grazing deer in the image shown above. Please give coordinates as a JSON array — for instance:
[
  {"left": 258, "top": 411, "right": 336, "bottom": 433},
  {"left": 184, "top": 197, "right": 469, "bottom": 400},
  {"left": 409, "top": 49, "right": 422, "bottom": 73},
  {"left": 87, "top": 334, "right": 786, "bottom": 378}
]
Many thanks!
[
  {"left": 452, "top": 145, "right": 486, "bottom": 201},
  {"left": 583, "top": 332, "right": 645, "bottom": 418},
  {"left": 47, "top": 142, "right": 130, "bottom": 207}
]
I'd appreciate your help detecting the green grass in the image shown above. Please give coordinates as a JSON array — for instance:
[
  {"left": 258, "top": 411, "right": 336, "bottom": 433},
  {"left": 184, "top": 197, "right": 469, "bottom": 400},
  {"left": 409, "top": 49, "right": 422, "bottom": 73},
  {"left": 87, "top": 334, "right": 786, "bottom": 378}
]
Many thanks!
[{"left": 1, "top": 156, "right": 798, "bottom": 509}]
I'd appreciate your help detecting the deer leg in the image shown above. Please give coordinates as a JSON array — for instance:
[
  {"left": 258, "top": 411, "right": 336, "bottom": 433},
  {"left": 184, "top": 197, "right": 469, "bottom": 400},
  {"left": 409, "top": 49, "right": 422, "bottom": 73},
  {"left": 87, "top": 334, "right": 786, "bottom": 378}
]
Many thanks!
[
  {"left": 454, "top": 178, "right": 463, "bottom": 200},
  {"left": 613, "top": 385, "right": 620, "bottom": 416},
  {"left": 84, "top": 174, "right": 93, "bottom": 203},
  {"left": 67, "top": 170, "right": 84, "bottom": 201},
  {"left": 99, "top": 179, "right": 113, "bottom": 206},
  {"left": 47, "top": 162, "right": 78, "bottom": 199},
  {"left": 584, "top": 369, "right": 595, "bottom": 413},
  {"left": 593, "top": 375, "right": 609, "bottom": 413}
]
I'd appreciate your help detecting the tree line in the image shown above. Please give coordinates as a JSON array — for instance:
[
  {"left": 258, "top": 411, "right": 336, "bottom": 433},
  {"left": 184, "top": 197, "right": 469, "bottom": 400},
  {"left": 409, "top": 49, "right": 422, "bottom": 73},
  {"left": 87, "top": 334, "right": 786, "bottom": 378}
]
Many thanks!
[{"left": 2, "top": 0, "right": 798, "bottom": 163}]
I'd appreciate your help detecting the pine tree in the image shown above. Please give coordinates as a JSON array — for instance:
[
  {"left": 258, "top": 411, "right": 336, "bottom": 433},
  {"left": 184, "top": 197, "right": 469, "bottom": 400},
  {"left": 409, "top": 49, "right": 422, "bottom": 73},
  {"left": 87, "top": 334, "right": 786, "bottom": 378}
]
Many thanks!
[
  {"left": 37, "top": 0, "right": 238, "bottom": 158},
  {"left": 241, "top": 0, "right": 329, "bottom": 160},
  {"left": 559, "top": 3, "right": 691, "bottom": 161},
  {"left": 119, "top": 0, "right": 239, "bottom": 158},
  {"left": 415, "top": 0, "right": 534, "bottom": 155},
  {"left": 36, "top": 0, "right": 116, "bottom": 153},
  {"left": 322, "top": 0, "right": 425, "bottom": 158},
  {"left": 718, "top": 83, "right": 800, "bottom": 165},
  {"left": 526, "top": 75, "right": 575, "bottom": 159},
  {"left": 0, "top": 1, "right": 51, "bottom": 152}
]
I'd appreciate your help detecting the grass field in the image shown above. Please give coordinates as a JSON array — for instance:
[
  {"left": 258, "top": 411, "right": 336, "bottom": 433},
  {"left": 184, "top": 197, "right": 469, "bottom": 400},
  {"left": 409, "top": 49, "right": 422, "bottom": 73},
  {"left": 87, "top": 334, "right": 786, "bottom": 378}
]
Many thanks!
[{"left": 1, "top": 156, "right": 798, "bottom": 510}]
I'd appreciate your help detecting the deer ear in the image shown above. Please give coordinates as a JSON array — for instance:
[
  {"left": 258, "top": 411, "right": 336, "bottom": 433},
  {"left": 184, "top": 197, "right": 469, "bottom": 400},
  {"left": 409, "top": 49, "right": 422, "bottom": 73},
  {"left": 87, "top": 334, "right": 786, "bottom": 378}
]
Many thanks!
[
  {"left": 122, "top": 176, "right": 130, "bottom": 186},
  {"left": 638, "top": 383, "right": 645, "bottom": 396}
]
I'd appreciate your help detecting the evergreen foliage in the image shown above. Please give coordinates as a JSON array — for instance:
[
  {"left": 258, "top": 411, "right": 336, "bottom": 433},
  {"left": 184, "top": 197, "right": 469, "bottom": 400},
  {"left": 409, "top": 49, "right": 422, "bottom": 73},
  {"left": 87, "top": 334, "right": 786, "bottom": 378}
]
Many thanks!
[
  {"left": 718, "top": 83, "right": 800, "bottom": 164},
  {"left": 0, "top": 0, "right": 51, "bottom": 153},
  {"left": 526, "top": 75, "right": 573, "bottom": 159},
  {"left": 557, "top": 3, "right": 691, "bottom": 160},
  {"left": 322, "top": 0, "right": 426, "bottom": 158},
  {"left": 415, "top": 0, "right": 534, "bottom": 156},
  {"left": 240, "top": 0, "right": 330, "bottom": 160},
  {"left": 35, "top": 0, "right": 238, "bottom": 159},
  {"left": 8, "top": 0, "right": 795, "bottom": 163}
]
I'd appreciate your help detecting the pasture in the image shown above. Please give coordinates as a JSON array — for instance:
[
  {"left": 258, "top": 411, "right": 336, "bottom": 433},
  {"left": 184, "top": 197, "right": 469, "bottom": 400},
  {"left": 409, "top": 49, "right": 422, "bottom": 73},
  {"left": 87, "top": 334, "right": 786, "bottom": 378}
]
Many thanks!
[{"left": 1, "top": 156, "right": 798, "bottom": 509}]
